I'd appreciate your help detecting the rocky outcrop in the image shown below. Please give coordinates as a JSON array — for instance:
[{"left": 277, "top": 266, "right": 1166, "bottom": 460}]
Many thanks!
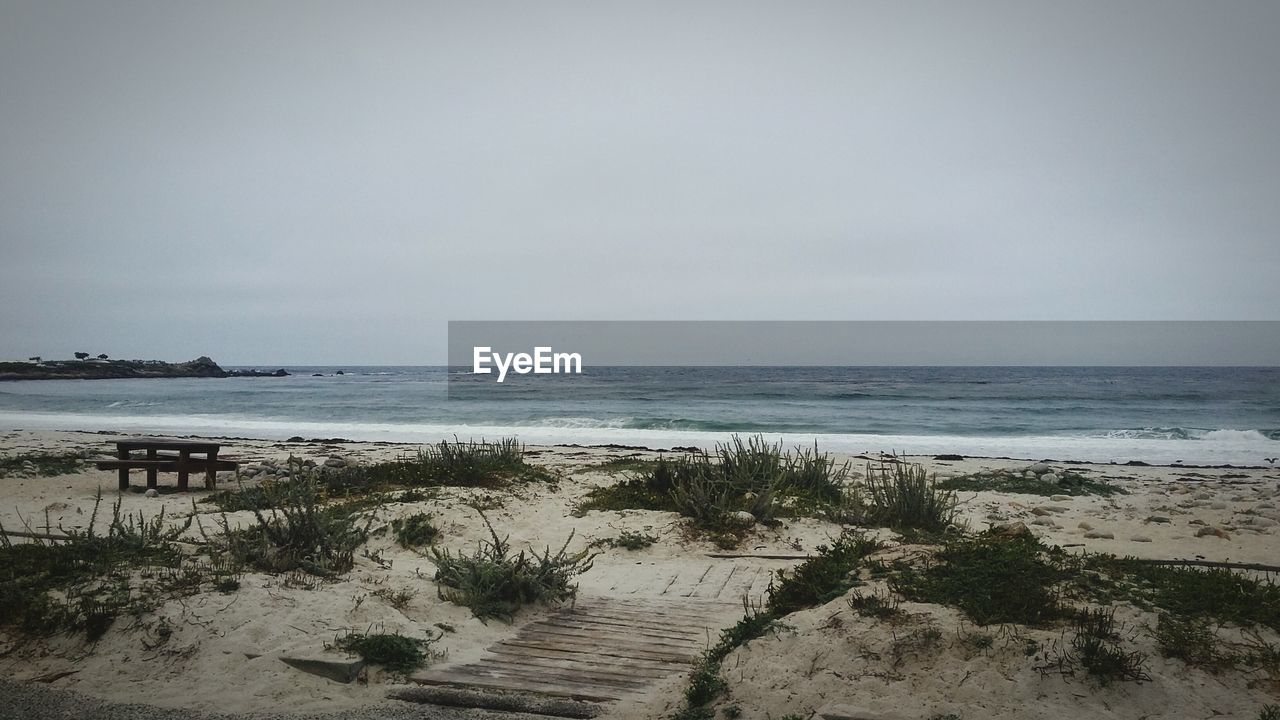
[
  {"left": 227, "top": 368, "right": 290, "bottom": 377},
  {"left": 0, "top": 356, "right": 231, "bottom": 380}
]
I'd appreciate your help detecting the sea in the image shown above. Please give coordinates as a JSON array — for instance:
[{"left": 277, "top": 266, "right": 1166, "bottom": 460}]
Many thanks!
[{"left": 1, "top": 366, "right": 1277, "bottom": 466}]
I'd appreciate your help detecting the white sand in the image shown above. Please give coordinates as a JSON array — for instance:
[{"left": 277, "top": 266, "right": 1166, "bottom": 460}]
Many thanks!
[{"left": 1, "top": 429, "right": 1278, "bottom": 718}]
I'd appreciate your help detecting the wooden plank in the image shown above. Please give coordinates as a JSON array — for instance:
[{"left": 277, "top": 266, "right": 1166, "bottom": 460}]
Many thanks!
[
  {"left": 481, "top": 653, "right": 677, "bottom": 680},
  {"left": 502, "top": 638, "right": 698, "bottom": 665},
  {"left": 537, "top": 617, "right": 709, "bottom": 641},
  {"left": 569, "top": 602, "right": 737, "bottom": 621},
  {"left": 486, "top": 646, "right": 686, "bottom": 673},
  {"left": 480, "top": 659, "right": 660, "bottom": 685},
  {"left": 428, "top": 664, "right": 644, "bottom": 694},
  {"left": 567, "top": 601, "right": 730, "bottom": 619},
  {"left": 505, "top": 635, "right": 700, "bottom": 663},
  {"left": 568, "top": 602, "right": 737, "bottom": 625},
  {"left": 414, "top": 671, "right": 622, "bottom": 702},
  {"left": 515, "top": 626, "right": 703, "bottom": 651}
]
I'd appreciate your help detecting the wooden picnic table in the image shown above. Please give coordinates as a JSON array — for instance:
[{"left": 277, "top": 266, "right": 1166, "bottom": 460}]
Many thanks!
[{"left": 96, "top": 438, "right": 237, "bottom": 491}]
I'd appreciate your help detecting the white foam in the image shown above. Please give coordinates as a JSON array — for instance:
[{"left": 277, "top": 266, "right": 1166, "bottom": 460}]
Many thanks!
[{"left": 2, "top": 410, "right": 1275, "bottom": 465}]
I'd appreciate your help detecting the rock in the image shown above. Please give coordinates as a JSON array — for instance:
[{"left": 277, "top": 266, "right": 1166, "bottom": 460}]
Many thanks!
[
  {"left": 1195, "top": 492, "right": 1212, "bottom": 500},
  {"left": 279, "top": 656, "right": 366, "bottom": 683},
  {"left": 242, "top": 466, "right": 260, "bottom": 477},
  {"left": 1031, "top": 517, "right": 1056, "bottom": 526},
  {"left": 933, "top": 454, "right": 964, "bottom": 461},
  {"left": 1130, "top": 535, "right": 1152, "bottom": 542},
  {"left": 144, "top": 488, "right": 159, "bottom": 498},
  {"left": 1189, "top": 519, "right": 1207, "bottom": 526},
  {"left": 324, "top": 457, "right": 347, "bottom": 468},
  {"left": 1030, "top": 463, "right": 1051, "bottom": 474},
  {"left": 1210, "top": 502, "right": 1227, "bottom": 510},
  {"left": 818, "top": 704, "right": 911, "bottom": 720},
  {"left": 1083, "top": 531, "right": 1115, "bottom": 539},
  {"left": 1031, "top": 507, "right": 1053, "bottom": 516},
  {"left": 1195, "top": 526, "right": 1230, "bottom": 539},
  {"left": 1040, "top": 473, "right": 1060, "bottom": 484},
  {"left": 1024, "top": 471, "right": 1036, "bottom": 479},
  {"left": 1247, "top": 516, "right": 1278, "bottom": 528},
  {"left": 1146, "top": 515, "right": 1171, "bottom": 524},
  {"left": 989, "top": 522, "right": 1033, "bottom": 540},
  {"left": 727, "top": 510, "right": 756, "bottom": 527},
  {"left": 1051, "top": 495, "right": 1072, "bottom": 502},
  {"left": 1078, "top": 522, "right": 1094, "bottom": 531}
]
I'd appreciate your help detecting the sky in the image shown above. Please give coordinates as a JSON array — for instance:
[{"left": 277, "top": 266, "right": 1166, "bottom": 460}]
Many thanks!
[{"left": 2, "top": 1, "right": 1278, "bottom": 365}]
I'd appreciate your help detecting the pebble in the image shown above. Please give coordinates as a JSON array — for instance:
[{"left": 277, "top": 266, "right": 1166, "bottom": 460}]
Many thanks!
[
  {"left": 1146, "top": 515, "right": 1171, "bottom": 523},
  {"left": 1195, "top": 526, "right": 1230, "bottom": 539},
  {"left": 1040, "top": 473, "right": 1060, "bottom": 484},
  {"left": 1077, "top": 521, "right": 1094, "bottom": 531},
  {"left": 1130, "top": 536, "right": 1152, "bottom": 542},
  {"left": 1030, "top": 463, "right": 1051, "bottom": 474},
  {"left": 1210, "top": 502, "right": 1227, "bottom": 510},
  {"left": 1083, "top": 531, "right": 1115, "bottom": 539},
  {"left": 1050, "top": 495, "right": 1072, "bottom": 502}
]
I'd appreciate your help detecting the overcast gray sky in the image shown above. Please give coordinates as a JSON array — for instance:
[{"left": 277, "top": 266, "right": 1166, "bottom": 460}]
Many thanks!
[{"left": 2, "top": 1, "right": 1278, "bottom": 365}]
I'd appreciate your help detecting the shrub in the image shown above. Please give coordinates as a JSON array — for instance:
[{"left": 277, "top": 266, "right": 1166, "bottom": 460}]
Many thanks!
[
  {"left": 1066, "top": 608, "right": 1151, "bottom": 685},
  {"left": 0, "top": 451, "right": 83, "bottom": 478},
  {"left": 856, "top": 458, "right": 957, "bottom": 532},
  {"left": 0, "top": 493, "right": 221, "bottom": 640},
  {"left": 891, "top": 532, "right": 1064, "bottom": 626},
  {"left": 592, "top": 530, "right": 658, "bottom": 551},
  {"left": 939, "top": 470, "right": 1122, "bottom": 497},
  {"left": 768, "top": 531, "right": 879, "bottom": 615},
  {"left": 1153, "top": 613, "right": 1231, "bottom": 670},
  {"left": 207, "top": 463, "right": 372, "bottom": 576},
  {"left": 392, "top": 513, "right": 440, "bottom": 548},
  {"left": 429, "top": 511, "right": 596, "bottom": 622},
  {"left": 848, "top": 588, "right": 902, "bottom": 619},
  {"left": 332, "top": 630, "right": 438, "bottom": 674},
  {"left": 363, "top": 438, "right": 552, "bottom": 488},
  {"left": 579, "top": 436, "right": 850, "bottom": 539}
]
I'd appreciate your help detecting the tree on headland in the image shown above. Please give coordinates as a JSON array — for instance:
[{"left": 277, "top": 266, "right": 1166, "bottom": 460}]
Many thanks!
[
  {"left": 74, "top": 352, "right": 89, "bottom": 360},
  {"left": 97, "top": 353, "right": 109, "bottom": 360}
]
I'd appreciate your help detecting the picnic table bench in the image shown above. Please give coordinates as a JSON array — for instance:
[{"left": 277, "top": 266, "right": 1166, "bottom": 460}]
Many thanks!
[{"left": 94, "top": 438, "right": 238, "bottom": 491}]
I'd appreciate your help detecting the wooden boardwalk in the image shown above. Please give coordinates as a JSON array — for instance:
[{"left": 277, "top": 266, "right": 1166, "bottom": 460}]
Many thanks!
[{"left": 410, "top": 559, "right": 796, "bottom": 706}]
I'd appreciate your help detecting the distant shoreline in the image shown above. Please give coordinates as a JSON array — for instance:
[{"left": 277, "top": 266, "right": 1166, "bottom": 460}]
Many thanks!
[{"left": 0, "top": 356, "right": 289, "bottom": 381}]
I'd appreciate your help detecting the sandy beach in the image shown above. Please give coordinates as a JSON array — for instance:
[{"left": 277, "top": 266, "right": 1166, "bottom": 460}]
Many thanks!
[{"left": 1, "top": 428, "right": 1277, "bottom": 719}]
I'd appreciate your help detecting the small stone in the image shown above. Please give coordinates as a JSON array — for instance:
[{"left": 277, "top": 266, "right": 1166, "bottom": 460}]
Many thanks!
[
  {"left": 1210, "top": 502, "right": 1227, "bottom": 510},
  {"left": 1195, "top": 526, "right": 1230, "bottom": 539},
  {"left": 1032, "top": 507, "right": 1052, "bottom": 516},
  {"left": 1146, "top": 516, "right": 1171, "bottom": 524},
  {"left": 1030, "top": 463, "right": 1051, "bottom": 474},
  {"left": 1078, "top": 521, "right": 1094, "bottom": 531},
  {"left": 1040, "top": 473, "right": 1060, "bottom": 484},
  {"left": 727, "top": 510, "right": 756, "bottom": 527},
  {"left": 1195, "top": 492, "right": 1212, "bottom": 500},
  {"left": 1050, "top": 495, "right": 1072, "bottom": 502},
  {"left": 1189, "top": 519, "right": 1207, "bottom": 526},
  {"left": 323, "top": 457, "right": 347, "bottom": 468},
  {"left": 1248, "top": 516, "right": 1278, "bottom": 528},
  {"left": 144, "top": 488, "right": 159, "bottom": 498},
  {"left": 1130, "top": 535, "right": 1152, "bottom": 542},
  {"left": 1031, "top": 517, "right": 1056, "bottom": 526},
  {"left": 1083, "top": 531, "right": 1115, "bottom": 539}
]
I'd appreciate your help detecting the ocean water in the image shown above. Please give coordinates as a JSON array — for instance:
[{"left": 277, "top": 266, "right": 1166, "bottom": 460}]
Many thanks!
[{"left": 0, "top": 366, "right": 1277, "bottom": 466}]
